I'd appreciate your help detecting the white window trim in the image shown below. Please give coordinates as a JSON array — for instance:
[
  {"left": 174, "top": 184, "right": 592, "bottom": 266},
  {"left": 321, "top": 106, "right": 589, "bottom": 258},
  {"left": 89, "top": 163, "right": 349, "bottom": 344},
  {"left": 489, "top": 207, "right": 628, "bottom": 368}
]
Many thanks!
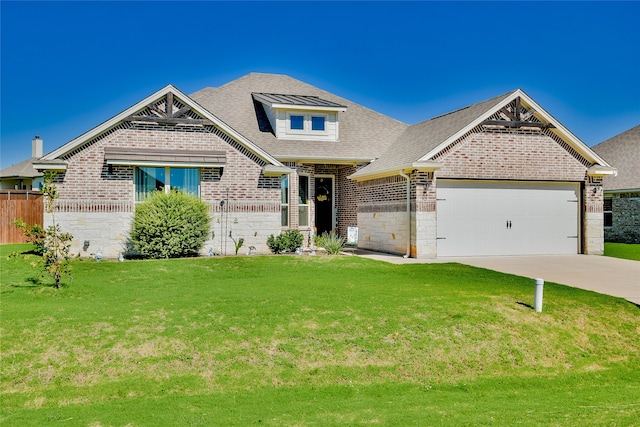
[
  {"left": 281, "top": 175, "right": 289, "bottom": 227},
  {"left": 298, "top": 174, "right": 310, "bottom": 228},
  {"left": 286, "top": 112, "right": 329, "bottom": 136}
]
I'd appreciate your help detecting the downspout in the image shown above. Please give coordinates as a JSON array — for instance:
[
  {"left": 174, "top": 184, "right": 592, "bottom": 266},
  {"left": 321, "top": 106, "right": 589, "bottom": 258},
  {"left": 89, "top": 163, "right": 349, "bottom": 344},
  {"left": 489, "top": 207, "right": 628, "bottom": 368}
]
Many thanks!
[{"left": 399, "top": 170, "right": 411, "bottom": 258}]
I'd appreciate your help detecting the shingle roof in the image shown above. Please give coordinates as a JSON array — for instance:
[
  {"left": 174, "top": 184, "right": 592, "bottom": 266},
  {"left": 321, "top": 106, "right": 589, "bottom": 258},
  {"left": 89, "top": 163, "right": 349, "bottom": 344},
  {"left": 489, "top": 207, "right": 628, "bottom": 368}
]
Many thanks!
[
  {"left": 0, "top": 158, "right": 43, "bottom": 179},
  {"left": 190, "top": 73, "right": 408, "bottom": 162},
  {"left": 352, "top": 91, "right": 516, "bottom": 177},
  {"left": 592, "top": 125, "right": 640, "bottom": 191}
]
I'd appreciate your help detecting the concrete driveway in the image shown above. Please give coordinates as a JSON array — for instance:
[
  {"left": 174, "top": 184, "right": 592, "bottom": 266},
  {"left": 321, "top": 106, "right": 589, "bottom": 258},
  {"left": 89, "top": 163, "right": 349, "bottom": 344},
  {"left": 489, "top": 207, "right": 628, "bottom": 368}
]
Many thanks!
[{"left": 356, "top": 251, "right": 640, "bottom": 305}]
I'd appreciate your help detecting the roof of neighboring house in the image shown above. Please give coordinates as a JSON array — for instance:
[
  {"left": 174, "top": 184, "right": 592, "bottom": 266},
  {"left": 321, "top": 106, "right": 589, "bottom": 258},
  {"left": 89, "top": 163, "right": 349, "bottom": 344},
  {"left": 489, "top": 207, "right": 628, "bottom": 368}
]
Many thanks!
[
  {"left": 190, "top": 73, "right": 408, "bottom": 163},
  {"left": 0, "top": 157, "right": 43, "bottom": 179},
  {"left": 592, "top": 125, "right": 640, "bottom": 191}
]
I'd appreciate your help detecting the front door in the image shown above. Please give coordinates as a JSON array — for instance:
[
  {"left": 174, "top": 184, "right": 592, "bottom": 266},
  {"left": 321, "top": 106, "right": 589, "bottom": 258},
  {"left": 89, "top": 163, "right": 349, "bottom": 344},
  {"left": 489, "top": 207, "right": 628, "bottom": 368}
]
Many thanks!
[{"left": 315, "top": 177, "right": 333, "bottom": 235}]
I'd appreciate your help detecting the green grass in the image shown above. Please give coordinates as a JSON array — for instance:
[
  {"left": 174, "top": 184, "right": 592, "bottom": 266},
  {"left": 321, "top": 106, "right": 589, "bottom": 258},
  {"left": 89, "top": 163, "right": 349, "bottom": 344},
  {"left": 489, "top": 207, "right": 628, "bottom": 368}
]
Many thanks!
[
  {"left": 2, "top": 244, "right": 639, "bottom": 426},
  {"left": 604, "top": 242, "right": 640, "bottom": 261}
]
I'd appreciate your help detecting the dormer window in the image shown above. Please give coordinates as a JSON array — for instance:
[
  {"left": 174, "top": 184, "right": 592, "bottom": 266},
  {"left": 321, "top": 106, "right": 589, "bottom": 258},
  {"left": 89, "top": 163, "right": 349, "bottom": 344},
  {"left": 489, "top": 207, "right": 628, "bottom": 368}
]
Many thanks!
[
  {"left": 287, "top": 113, "right": 328, "bottom": 134},
  {"left": 311, "top": 116, "right": 325, "bottom": 131},
  {"left": 290, "top": 115, "right": 304, "bottom": 130},
  {"left": 252, "top": 93, "right": 347, "bottom": 142}
]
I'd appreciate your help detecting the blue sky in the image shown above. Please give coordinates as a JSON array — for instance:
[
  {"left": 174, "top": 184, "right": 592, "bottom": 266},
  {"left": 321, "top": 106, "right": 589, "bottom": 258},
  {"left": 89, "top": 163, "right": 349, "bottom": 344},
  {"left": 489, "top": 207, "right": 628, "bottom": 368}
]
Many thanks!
[{"left": 1, "top": 1, "right": 639, "bottom": 169}]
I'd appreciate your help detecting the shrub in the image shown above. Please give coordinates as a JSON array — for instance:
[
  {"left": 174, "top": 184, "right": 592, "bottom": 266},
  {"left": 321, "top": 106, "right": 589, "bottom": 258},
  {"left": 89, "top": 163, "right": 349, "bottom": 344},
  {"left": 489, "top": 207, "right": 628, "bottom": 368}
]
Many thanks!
[
  {"left": 266, "top": 229, "right": 304, "bottom": 254},
  {"left": 315, "top": 231, "right": 346, "bottom": 255},
  {"left": 130, "top": 190, "right": 210, "bottom": 259}
]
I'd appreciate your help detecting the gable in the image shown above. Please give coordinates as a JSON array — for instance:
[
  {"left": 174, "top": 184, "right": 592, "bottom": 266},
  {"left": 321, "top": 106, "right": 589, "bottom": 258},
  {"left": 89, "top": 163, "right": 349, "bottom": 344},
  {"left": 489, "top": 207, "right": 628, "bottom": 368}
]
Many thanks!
[
  {"left": 350, "top": 89, "right": 613, "bottom": 181},
  {"left": 37, "top": 85, "right": 284, "bottom": 171}
]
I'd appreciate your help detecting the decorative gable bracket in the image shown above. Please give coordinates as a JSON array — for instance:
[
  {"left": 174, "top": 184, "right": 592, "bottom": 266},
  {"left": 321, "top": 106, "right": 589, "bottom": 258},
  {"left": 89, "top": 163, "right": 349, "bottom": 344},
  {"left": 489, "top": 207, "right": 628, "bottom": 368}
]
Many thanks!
[
  {"left": 124, "top": 92, "right": 214, "bottom": 126},
  {"left": 481, "top": 97, "right": 555, "bottom": 129}
]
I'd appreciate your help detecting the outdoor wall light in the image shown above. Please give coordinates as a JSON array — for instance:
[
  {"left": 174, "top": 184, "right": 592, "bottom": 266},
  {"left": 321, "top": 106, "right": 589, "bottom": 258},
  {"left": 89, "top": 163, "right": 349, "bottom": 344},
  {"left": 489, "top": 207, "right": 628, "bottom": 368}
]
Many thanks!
[{"left": 83, "top": 240, "right": 90, "bottom": 251}]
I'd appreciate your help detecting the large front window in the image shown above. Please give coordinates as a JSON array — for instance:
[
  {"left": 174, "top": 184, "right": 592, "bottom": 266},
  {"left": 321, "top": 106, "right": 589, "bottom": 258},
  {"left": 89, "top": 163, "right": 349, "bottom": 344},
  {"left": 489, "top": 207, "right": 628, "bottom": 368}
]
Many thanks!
[{"left": 136, "top": 167, "right": 199, "bottom": 201}]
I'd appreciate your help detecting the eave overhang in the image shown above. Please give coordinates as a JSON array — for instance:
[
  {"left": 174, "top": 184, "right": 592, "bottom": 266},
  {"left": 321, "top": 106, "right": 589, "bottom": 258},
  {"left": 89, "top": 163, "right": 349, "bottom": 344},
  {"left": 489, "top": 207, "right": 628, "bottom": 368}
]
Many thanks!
[
  {"left": 275, "top": 156, "right": 374, "bottom": 166},
  {"left": 104, "top": 147, "right": 226, "bottom": 168},
  {"left": 349, "top": 161, "right": 443, "bottom": 182},
  {"left": 262, "top": 164, "right": 295, "bottom": 176},
  {"left": 32, "top": 160, "right": 68, "bottom": 171},
  {"left": 587, "top": 165, "right": 618, "bottom": 177}
]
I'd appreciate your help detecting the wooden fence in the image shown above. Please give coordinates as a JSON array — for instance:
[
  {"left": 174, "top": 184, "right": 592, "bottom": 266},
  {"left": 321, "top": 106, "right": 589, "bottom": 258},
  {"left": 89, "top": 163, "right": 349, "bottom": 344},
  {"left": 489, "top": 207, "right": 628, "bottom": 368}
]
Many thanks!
[{"left": 0, "top": 190, "right": 44, "bottom": 244}]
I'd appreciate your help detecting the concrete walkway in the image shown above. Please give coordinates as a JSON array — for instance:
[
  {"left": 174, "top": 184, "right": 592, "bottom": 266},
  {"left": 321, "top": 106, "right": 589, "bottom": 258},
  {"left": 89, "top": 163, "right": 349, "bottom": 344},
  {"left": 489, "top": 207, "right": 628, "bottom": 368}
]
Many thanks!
[{"left": 354, "top": 251, "right": 640, "bottom": 305}]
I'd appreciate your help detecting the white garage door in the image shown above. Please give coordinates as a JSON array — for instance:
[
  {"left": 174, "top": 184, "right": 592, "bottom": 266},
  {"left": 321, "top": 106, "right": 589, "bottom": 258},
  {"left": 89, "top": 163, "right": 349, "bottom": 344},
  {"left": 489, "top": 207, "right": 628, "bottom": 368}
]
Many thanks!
[{"left": 437, "top": 180, "right": 580, "bottom": 256}]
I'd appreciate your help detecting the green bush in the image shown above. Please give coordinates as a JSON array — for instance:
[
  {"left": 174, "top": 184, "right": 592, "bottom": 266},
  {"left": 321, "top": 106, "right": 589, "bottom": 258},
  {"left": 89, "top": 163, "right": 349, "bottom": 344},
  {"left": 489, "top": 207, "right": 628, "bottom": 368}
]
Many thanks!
[
  {"left": 266, "top": 229, "right": 304, "bottom": 254},
  {"left": 315, "top": 231, "right": 346, "bottom": 255},
  {"left": 130, "top": 190, "right": 210, "bottom": 259}
]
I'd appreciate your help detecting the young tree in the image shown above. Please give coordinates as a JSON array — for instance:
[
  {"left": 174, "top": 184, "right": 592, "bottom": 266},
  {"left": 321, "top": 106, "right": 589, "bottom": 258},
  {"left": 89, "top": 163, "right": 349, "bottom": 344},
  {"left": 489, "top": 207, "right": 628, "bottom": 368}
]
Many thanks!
[{"left": 40, "top": 171, "right": 74, "bottom": 288}]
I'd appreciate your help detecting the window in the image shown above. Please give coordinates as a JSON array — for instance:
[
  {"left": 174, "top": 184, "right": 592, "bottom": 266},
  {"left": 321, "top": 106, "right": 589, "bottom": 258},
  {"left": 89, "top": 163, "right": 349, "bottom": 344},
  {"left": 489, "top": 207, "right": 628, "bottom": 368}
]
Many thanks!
[
  {"left": 281, "top": 175, "right": 289, "bottom": 227},
  {"left": 290, "top": 115, "right": 304, "bottom": 130},
  {"left": 298, "top": 175, "right": 309, "bottom": 227},
  {"left": 311, "top": 116, "right": 325, "bottom": 131},
  {"left": 604, "top": 197, "right": 613, "bottom": 228},
  {"left": 287, "top": 113, "right": 328, "bottom": 133},
  {"left": 136, "top": 167, "right": 199, "bottom": 201}
]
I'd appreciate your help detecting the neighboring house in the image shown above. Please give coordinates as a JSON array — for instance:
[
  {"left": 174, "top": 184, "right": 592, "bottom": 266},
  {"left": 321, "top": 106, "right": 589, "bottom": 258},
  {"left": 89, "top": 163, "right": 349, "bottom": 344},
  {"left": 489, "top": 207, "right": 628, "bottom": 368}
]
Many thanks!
[
  {"left": 33, "top": 73, "right": 615, "bottom": 258},
  {"left": 0, "top": 136, "right": 44, "bottom": 190},
  {"left": 592, "top": 125, "right": 640, "bottom": 244}
]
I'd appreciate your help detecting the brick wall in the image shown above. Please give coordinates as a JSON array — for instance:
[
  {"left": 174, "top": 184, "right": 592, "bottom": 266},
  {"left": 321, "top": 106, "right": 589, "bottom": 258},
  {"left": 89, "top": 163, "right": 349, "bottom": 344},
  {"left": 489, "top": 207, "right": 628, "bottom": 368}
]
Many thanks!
[
  {"left": 434, "top": 130, "right": 588, "bottom": 181},
  {"left": 354, "top": 128, "right": 602, "bottom": 257},
  {"left": 51, "top": 123, "right": 283, "bottom": 257},
  {"left": 605, "top": 194, "right": 640, "bottom": 244}
]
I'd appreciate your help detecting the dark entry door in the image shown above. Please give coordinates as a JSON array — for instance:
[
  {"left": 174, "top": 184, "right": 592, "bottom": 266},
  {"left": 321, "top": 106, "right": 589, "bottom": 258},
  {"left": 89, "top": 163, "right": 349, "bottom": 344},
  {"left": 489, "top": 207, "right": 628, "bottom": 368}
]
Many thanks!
[{"left": 314, "top": 177, "right": 333, "bottom": 235}]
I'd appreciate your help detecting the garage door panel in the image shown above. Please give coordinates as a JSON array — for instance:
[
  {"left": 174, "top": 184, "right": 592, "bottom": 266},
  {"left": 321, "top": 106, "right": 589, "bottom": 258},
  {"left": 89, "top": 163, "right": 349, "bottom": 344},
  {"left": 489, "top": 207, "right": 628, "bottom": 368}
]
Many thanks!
[{"left": 437, "top": 180, "right": 579, "bottom": 256}]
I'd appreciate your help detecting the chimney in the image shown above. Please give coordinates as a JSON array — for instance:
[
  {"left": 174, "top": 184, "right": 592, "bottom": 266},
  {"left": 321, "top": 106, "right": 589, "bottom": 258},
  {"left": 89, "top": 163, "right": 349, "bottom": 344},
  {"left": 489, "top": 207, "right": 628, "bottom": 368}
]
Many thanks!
[{"left": 32, "top": 136, "right": 43, "bottom": 158}]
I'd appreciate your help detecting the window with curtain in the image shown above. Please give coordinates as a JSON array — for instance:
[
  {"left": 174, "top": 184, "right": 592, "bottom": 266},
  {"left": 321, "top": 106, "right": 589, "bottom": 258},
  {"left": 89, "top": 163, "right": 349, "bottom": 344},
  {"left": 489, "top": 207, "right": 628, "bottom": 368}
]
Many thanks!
[{"left": 136, "top": 167, "right": 199, "bottom": 201}]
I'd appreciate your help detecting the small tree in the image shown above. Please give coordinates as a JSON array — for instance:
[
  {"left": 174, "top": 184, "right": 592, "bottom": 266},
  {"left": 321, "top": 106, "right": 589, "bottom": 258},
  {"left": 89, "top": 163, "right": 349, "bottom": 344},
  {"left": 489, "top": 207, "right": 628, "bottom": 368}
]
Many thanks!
[
  {"left": 130, "top": 190, "right": 210, "bottom": 259},
  {"left": 39, "top": 171, "right": 74, "bottom": 288}
]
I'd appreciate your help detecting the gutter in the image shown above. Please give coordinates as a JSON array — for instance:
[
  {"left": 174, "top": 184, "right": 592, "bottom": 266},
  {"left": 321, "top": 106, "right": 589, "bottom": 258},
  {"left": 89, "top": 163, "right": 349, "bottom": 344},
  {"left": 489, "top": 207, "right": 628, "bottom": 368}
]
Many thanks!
[{"left": 399, "top": 170, "right": 411, "bottom": 258}]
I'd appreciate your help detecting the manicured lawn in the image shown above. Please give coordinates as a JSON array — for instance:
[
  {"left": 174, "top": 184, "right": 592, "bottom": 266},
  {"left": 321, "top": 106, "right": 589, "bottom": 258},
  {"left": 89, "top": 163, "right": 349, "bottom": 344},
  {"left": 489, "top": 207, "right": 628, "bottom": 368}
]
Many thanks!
[
  {"left": 605, "top": 242, "right": 640, "bottom": 261},
  {"left": 2, "top": 244, "right": 639, "bottom": 426}
]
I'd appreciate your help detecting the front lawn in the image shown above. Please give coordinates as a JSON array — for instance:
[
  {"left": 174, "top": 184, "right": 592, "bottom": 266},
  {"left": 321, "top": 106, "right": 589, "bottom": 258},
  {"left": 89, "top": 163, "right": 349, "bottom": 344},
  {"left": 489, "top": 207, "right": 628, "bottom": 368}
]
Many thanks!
[
  {"left": 1, "top": 244, "right": 638, "bottom": 426},
  {"left": 605, "top": 242, "right": 640, "bottom": 261}
]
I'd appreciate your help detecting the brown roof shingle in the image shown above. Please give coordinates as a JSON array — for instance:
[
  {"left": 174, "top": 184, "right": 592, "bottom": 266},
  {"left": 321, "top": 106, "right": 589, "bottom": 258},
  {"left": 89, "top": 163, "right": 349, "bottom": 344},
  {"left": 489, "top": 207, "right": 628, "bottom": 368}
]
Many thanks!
[
  {"left": 190, "top": 73, "right": 408, "bottom": 162},
  {"left": 592, "top": 125, "right": 640, "bottom": 191}
]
